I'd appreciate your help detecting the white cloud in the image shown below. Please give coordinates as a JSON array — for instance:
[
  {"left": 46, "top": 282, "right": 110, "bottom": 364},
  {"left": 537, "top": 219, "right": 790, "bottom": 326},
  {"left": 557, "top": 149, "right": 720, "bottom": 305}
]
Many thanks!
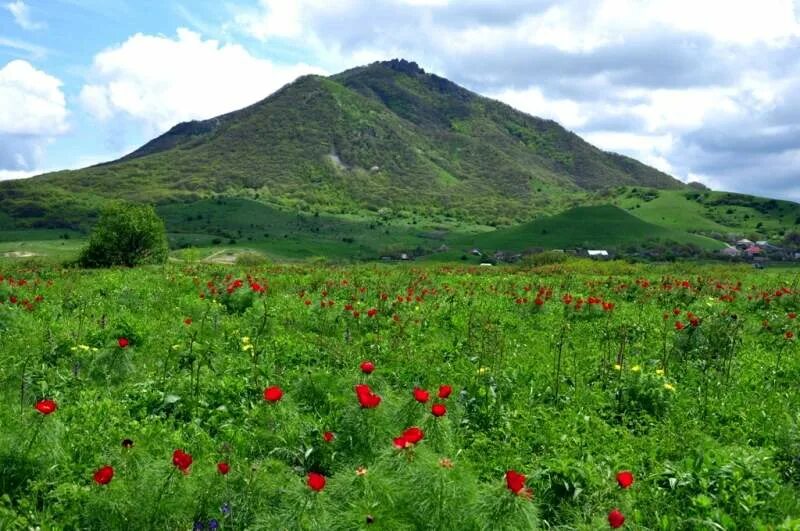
[
  {"left": 233, "top": 0, "right": 307, "bottom": 40},
  {"left": 0, "top": 36, "right": 48, "bottom": 58},
  {"left": 0, "top": 60, "right": 67, "bottom": 136},
  {"left": 0, "top": 60, "right": 68, "bottom": 170},
  {"left": 5, "top": 0, "right": 45, "bottom": 30},
  {"left": 583, "top": 131, "right": 676, "bottom": 174},
  {"left": 489, "top": 86, "right": 587, "bottom": 128},
  {"left": 79, "top": 28, "right": 327, "bottom": 133}
]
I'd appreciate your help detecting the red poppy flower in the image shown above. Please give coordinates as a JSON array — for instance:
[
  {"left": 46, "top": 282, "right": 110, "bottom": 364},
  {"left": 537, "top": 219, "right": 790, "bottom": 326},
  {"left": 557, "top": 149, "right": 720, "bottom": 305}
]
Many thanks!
[
  {"left": 250, "top": 282, "right": 266, "bottom": 293},
  {"left": 786, "top": 331, "right": 795, "bottom": 340},
  {"left": 217, "top": 462, "right": 230, "bottom": 475},
  {"left": 402, "top": 427, "right": 424, "bottom": 445},
  {"left": 789, "top": 312, "right": 797, "bottom": 320},
  {"left": 360, "top": 360, "right": 375, "bottom": 374},
  {"left": 93, "top": 465, "right": 114, "bottom": 485},
  {"left": 323, "top": 431, "right": 335, "bottom": 443},
  {"left": 35, "top": 399, "right": 57, "bottom": 415},
  {"left": 673, "top": 308, "right": 681, "bottom": 316},
  {"left": 393, "top": 436, "right": 408, "bottom": 449},
  {"left": 674, "top": 321, "right": 685, "bottom": 331},
  {"left": 307, "top": 472, "right": 326, "bottom": 491},
  {"left": 367, "top": 308, "right": 378, "bottom": 317},
  {"left": 355, "top": 384, "right": 381, "bottom": 408},
  {"left": 172, "top": 449, "right": 193, "bottom": 473},
  {"left": 263, "top": 386, "right": 283, "bottom": 402},
  {"left": 184, "top": 318, "right": 192, "bottom": 326},
  {"left": 608, "top": 509, "right": 625, "bottom": 528},
  {"left": 438, "top": 385, "right": 452, "bottom": 399},
  {"left": 616, "top": 470, "right": 634, "bottom": 488},
  {"left": 413, "top": 387, "right": 430, "bottom": 403},
  {"left": 505, "top": 470, "right": 526, "bottom": 495},
  {"left": 117, "top": 337, "right": 129, "bottom": 348},
  {"left": 431, "top": 403, "right": 446, "bottom": 417}
]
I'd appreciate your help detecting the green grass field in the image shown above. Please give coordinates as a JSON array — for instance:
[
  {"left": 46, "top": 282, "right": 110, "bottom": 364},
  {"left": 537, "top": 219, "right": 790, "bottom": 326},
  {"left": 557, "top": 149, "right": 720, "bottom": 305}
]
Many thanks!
[
  {"left": 613, "top": 189, "right": 800, "bottom": 240},
  {"left": 454, "top": 205, "right": 726, "bottom": 253},
  {"left": 1, "top": 260, "right": 799, "bottom": 529}
]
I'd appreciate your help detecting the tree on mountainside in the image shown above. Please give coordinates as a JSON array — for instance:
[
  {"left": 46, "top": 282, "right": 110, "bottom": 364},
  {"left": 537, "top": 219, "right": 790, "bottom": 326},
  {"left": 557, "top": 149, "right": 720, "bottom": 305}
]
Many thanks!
[{"left": 78, "top": 202, "right": 169, "bottom": 267}]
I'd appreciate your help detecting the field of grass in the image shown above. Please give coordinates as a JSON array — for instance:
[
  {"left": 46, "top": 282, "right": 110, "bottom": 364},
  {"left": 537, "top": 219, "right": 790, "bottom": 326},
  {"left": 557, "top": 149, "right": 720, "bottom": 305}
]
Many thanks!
[
  {"left": 1, "top": 259, "right": 799, "bottom": 529},
  {"left": 453, "top": 205, "right": 726, "bottom": 253},
  {"left": 613, "top": 189, "right": 800, "bottom": 241},
  {"left": 0, "top": 238, "right": 83, "bottom": 261},
  {"left": 158, "top": 198, "right": 487, "bottom": 261}
]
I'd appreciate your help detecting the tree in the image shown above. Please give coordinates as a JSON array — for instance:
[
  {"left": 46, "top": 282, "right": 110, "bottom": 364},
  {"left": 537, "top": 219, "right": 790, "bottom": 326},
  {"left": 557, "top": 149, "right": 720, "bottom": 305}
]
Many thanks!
[
  {"left": 78, "top": 202, "right": 169, "bottom": 267},
  {"left": 783, "top": 231, "right": 800, "bottom": 249}
]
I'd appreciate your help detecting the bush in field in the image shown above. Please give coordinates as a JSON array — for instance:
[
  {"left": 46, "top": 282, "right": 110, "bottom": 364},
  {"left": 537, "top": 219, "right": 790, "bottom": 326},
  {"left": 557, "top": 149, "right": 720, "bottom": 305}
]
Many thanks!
[
  {"left": 78, "top": 202, "right": 169, "bottom": 267},
  {"left": 235, "top": 251, "right": 269, "bottom": 267},
  {"left": 521, "top": 250, "right": 568, "bottom": 267}
]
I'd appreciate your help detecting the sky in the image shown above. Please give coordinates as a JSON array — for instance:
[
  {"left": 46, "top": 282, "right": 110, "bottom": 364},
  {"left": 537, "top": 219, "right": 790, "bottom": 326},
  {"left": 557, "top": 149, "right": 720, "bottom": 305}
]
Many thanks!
[{"left": 2, "top": 0, "right": 800, "bottom": 202}]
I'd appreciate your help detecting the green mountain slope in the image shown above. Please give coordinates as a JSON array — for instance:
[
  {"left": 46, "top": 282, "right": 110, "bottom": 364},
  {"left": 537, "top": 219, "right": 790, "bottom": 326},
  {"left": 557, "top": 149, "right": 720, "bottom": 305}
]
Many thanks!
[{"left": 0, "top": 59, "right": 681, "bottom": 230}]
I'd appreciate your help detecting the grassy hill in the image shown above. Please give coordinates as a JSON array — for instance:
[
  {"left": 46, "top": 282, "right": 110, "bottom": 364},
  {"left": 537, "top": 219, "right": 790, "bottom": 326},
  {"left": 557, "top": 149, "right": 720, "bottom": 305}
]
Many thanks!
[
  {"left": 452, "top": 205, "right": 726, "bottom": 254},
  {"left": 156, "top": 197, "right": 488, "bottom": 261},
  {"left": 607, "top": 188, "right": 800, "bottom": 242}
]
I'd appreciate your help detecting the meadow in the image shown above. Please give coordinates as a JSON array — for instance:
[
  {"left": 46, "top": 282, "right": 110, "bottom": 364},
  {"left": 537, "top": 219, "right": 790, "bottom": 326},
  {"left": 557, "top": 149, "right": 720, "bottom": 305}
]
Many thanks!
[{"left": 1, "top": 259, "right": 799, "bottom": 530}]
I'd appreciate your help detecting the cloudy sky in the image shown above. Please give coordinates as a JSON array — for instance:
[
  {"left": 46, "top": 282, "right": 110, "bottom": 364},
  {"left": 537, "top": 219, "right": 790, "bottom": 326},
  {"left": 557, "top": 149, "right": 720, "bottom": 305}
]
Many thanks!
[{"left": 2, "top": 0, "right": 800, "bottom": 201}]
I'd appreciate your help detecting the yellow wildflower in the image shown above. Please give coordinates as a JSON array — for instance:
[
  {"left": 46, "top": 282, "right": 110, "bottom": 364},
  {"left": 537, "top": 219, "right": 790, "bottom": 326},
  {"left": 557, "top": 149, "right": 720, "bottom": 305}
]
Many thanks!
[
  {"left": 631, "top": 365, "right": 641, "bottom": 372},
  {"left": 663, "top": 383, "right": 675, "bottom": 392},
  {"left": 613, "top": 364, "right": 622, "bottom": 371},
  {"left": 655, "top": 369, "right": 665, "bottom": 376}
]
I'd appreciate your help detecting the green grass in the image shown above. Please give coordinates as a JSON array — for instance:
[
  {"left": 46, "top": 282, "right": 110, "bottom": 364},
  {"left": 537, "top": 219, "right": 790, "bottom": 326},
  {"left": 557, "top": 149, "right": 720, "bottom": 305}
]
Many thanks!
[
  {"left": 613, "top": 188, "right": 800, "bottom": 241},
  {"left": 0, "top": 238, "right": 83, "bottom": 259},
  {"left": 157, "top": 197, "right": 484, "bottom": 260},
  {"left": 454, "top": 205, "right": 726, "bottom": 252},
  {"left": 0, "top": 261, "right": 799, "bottom": 528}
]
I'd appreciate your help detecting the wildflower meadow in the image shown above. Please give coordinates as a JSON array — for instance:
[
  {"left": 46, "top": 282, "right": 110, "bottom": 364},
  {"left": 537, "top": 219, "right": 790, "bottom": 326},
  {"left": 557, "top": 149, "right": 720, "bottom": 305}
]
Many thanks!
[{"left": 1, "top": 261, "right": 799, "bottom": 529}]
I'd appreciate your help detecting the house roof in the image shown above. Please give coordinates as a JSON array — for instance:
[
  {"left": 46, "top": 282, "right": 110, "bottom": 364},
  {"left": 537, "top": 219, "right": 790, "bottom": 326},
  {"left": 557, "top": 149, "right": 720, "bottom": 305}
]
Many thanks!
[{"left": 587, "top": 250, "right": 609, "bottom": 256}]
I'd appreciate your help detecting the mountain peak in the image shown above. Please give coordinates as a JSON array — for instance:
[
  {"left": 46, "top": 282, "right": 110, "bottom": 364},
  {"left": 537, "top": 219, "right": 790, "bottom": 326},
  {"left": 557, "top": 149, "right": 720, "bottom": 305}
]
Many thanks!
[{"left": 376, "top": 58, "right": 426, "bottom": 76}]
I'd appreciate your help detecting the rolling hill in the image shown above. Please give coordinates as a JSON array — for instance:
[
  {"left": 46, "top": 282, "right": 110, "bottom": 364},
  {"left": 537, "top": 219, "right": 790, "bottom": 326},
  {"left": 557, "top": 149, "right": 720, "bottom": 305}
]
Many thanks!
[{"left": 454, "top": 205, "right": 725, "bottom": 253}]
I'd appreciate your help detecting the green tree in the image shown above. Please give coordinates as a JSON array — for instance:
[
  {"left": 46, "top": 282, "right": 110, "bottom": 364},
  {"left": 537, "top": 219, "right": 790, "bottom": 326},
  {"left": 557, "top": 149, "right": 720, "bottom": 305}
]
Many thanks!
[{"left": 78, "top": 202, "right": 169, "bottom": 267}]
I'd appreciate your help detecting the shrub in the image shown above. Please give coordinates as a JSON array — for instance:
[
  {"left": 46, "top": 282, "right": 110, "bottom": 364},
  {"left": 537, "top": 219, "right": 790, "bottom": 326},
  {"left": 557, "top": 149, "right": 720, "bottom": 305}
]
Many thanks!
[
  {"left": 235, "top": 251, "right": 269, "bottom": 267},
  {"left": 521, "top": 251, "right": 568, "bottom": 267},
  {"left": 78, "top": 202, "right": 168, "bottom": 267}
]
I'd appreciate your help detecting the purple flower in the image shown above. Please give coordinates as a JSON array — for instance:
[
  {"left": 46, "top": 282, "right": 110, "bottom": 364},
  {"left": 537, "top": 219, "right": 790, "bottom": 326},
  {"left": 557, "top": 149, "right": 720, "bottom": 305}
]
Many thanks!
[
  {"left": 209, "top": 519, "right": 219, "bottom": 530},
  {"left": 193, "top": 522, "right": 204, "bottom": 531},
  {"left": 220, "top": 502, "right": 231, "bottom": 515}
]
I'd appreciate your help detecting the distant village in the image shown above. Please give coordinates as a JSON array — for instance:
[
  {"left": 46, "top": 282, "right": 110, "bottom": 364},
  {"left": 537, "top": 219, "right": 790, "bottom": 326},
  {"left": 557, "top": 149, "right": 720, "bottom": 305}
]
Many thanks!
[{"left": 380, "top": 237, "right": 799, "bottom": 266}]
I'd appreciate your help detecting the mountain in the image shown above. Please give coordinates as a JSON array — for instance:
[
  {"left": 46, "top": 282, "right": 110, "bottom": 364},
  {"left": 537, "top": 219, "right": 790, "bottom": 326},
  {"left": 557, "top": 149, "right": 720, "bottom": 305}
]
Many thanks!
[{"left": 0, "top": 59, "right": 682, "bottom": 230}]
